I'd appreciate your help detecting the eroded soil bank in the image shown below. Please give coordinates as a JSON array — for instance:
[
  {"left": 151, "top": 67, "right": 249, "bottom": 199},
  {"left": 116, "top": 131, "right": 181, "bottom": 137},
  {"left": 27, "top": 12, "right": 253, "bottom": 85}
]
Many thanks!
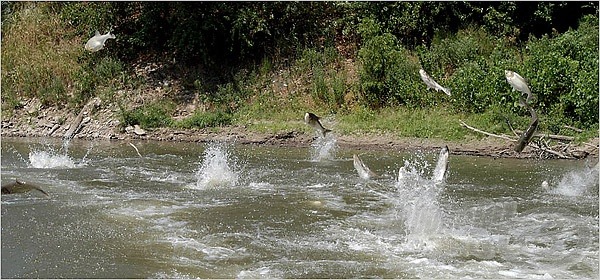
[{"left": 2, "top": 97, "right": 598, "bottom": 159}]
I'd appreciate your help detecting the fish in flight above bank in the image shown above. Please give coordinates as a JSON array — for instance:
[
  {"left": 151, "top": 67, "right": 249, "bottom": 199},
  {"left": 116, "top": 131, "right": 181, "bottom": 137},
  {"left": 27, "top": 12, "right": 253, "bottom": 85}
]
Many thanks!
[
  {"left": 304, "top": 112, "right": 332, "bottom": 137},
  {"left": 85, "top": 31, "right": 116, "bottom": 52},
  {"left": 419, "top": 69, "right": 451, "bottom": 96},
  {"left": 505, "top": 70, "right": 534, "bottom": 107}
]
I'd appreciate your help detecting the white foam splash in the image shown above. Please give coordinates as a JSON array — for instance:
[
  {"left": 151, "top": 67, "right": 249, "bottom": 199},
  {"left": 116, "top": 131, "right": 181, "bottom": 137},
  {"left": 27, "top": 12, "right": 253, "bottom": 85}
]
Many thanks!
[
  {"left": 310, "top": 133, "right": 337, "bottom": 161},
  {"left": 238, "top": 266, "right": 278, "bottom": 279},
  {"left": 28, "top": 150, "right": 76, "bottom": 168},
  {"left": 549, "top": 164, "right": 599, "bottom": 196},
  {"left": 194, "top": 142, "right": 239, "bottom": 189},
  {"left": 27, "top": 139, "right": 94, "bottom": 169},
  {"left": 395, "top": 157, "right": 446, "bottom": 248}
]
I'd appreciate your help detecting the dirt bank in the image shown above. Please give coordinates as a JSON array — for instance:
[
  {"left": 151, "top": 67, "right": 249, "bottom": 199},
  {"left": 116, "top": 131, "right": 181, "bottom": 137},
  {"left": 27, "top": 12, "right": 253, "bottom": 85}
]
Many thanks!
[{"left": 2, "top": 97, "right": 598, "bottom": 159}]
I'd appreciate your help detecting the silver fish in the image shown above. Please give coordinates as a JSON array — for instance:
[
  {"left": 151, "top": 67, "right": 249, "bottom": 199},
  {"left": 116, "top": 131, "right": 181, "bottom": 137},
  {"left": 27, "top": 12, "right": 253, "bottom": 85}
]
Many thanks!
[
  {"left": 2, "top": 179, "right": 49, "bottom": 196},
  {"left": 353, "top": 154, "right": 378, "bottom": 180},
  {"left": 304, "top": 112, "right": 332, "bottom": 137},
  {"left": 419, "top": 69, "right": 451, "bottom": 96},
  {"left": 505, "top": 70, "right": 533, "bottom": 106},
  {"left": 85, "top": 31, "right": 116, "bottom": 52},
  {"left": 432, "top": 146, "right": 449, "bottom": 184}
]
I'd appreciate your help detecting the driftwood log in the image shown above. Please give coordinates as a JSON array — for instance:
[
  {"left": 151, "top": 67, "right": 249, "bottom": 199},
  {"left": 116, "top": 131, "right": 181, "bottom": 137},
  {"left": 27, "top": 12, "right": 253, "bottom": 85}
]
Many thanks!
[{"left": 460, "top": 119, "right": 594, "bottom": 159}]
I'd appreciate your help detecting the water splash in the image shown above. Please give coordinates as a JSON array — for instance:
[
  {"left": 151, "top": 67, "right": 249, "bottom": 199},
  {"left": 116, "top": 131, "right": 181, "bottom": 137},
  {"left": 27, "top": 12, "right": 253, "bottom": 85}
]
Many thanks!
[
  {"left": 27, "top": 139, "right": 93, "bottom": 169},
  {"left": 547, "top": 164, "right": 599, "bottom": 196},
  {"left": 394, "top": 155, "right": 446, "bottom": 248},
  {"left": 310, "top": 133, "right": 337, "bottom": 161},
  {"left": 28, "top": 141, "right": 77, "bottom": 168},
  {"left": 194, "top": 142, "right": 239, "bottom": 189},
  {"left": 29, "top": 150, "right": 76, "bottom": 168}
]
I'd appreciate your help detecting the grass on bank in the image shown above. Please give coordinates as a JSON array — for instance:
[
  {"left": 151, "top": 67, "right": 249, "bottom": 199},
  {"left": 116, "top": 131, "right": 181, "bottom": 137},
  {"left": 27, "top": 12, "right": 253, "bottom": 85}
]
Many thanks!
[{"left": 2, "top": 3, "right": 597, "bottom": 144}]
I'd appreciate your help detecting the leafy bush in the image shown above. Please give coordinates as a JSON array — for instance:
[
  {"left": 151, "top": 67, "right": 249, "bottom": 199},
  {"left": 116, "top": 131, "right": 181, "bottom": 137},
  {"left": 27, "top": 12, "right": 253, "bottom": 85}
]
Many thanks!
[
  {"left": 357, "top": 18, "right": 422, "bottom": 108},
  {"left": 297, "top": 47, "right": 348, "bottom": 112},
  {"left": 119, "top": 101, "right": 175, "bottom": 128},
  {"left": 175, "top": 110, "right": 232, "bottom": 129},
  {"left": 58, "top": 2, "right": 115, "bottom": 37},
  {"left": 523, "top": 15, "right": 599, "bottom": 127}
]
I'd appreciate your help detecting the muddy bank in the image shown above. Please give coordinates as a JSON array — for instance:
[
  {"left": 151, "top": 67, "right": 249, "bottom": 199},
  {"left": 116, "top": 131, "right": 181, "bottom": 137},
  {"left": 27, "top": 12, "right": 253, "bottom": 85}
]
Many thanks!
[{"left": 2, "top": 97, "right": 598, "bottom": 159}]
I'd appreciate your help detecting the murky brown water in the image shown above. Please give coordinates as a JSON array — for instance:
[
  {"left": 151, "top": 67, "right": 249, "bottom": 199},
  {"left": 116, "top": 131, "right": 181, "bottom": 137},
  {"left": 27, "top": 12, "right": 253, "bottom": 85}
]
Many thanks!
[{"left": 2, "top": 137, "right": 598, "bottom": 278}]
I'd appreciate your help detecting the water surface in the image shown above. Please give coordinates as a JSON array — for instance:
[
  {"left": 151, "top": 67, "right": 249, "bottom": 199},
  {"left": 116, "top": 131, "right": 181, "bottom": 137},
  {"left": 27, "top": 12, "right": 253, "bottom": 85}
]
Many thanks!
[{"left": 1, "top": 137, "right": 598, "bottom": 278}]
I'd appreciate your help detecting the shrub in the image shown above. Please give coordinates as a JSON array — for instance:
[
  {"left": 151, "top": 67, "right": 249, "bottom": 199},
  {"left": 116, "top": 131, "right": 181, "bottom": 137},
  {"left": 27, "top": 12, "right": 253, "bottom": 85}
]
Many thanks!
[
  {"left": 1, "top": 3, "right": 81, "bottom": 108},
  {"left": 175, "top": 110, "right": 232, "bottom": 129},
  {"left": 357, "top": 18, "right": 422, "bottom": 108},
  {"left": 524, "top": 15, "right": 599, "bottom": 127},
  {"left": 119, "top": 101, "right": 175, "bottom": 128}
]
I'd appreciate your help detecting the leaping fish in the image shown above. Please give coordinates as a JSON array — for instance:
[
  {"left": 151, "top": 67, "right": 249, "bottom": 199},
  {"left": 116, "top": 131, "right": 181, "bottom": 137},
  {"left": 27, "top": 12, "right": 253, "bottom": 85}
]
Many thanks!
[
  {"left": 353, "top": 154, "right": 379, "bottom": 180},
  {"left": 419, "top": 69, "right": 451, "bottom": 96},
  {"left": 432, "top": 145, "right": 450, "bottom": 184},
  {"left": 2, "top": 179, "right": 49, "bottom": 196},
  {"left": 505, "top": 70, "right": 533, "bottom": 106},
  {"left": 85, "top": 31, "right": 116, "bottom": 52},
  {"left": 304, "top": 112, "right": 332, "bottom": 137}
]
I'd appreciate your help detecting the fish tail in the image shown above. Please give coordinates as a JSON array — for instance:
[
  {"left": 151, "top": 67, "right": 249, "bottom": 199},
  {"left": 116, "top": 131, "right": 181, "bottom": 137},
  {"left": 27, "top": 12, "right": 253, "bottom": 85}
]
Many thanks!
[
  {"left": 443, "top": 87, "right": 451, "bottom": 96},
  {"left": 34, "top": 187, "right": 49, "bottom": 197}
]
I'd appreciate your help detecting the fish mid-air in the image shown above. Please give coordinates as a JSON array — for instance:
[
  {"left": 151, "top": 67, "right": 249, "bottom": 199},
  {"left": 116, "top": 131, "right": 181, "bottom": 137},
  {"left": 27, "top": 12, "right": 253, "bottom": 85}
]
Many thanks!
[
  {"left": 1, "top": 179, "right": 49, "bottom": 196},
  {"left": 397, "top": 145, "right": 450, "bottom": 185},
  {"left": 304, "top": 112, "right": 332, "bottom": 137},
  {"left": 505, "top": 70, "right": 533, "bottom": 106},
  {"left": 419, "top": 69, "right": 451, "bottom": 96},
  {"left": 353, "top": 154, "right": 379, "bottom": 180},
  {"left": 432, "top": 145, "right": 450, "bottom": 184},
  {"left": 85, "top": 31, "right": 116, "bottom": 52}
]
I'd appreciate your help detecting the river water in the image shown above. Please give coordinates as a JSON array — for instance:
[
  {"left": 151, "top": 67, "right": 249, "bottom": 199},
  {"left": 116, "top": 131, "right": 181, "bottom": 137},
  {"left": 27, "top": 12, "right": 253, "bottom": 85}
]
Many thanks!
[{"left": 1, "top": 137, "right": 598, "bottom": 278}]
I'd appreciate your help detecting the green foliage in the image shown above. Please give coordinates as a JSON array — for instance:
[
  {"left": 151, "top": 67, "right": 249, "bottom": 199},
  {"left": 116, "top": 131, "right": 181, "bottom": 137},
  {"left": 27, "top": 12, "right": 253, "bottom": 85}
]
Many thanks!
[
  {"left": 3, "top": 1, "right": 599, "bottom": 141},
  {"left": 174, "top": 110, "right": 232, "bottom": 129},
  {"left": 523, "top": 15, "right": 599, "bottom": 127},
  {"left": 119, "top": 101, "right": 175, "bottom": 128},
  {"left": 58, "top": 2, "right": 115, "bottom": 37},
  {"left": 297, "top": 47, "right": 348, "bottom": 112},
  {"left": 71, "top": 56, "right": 125, "bottom": 106},
  {"left": 357, "top": 18, "right": 422, "bottom": 108},
  {"left": 421, "top": 28, "right": 498, "bottom": 73},
  {"left": 1, "top": 2, "right": 80, "bottom": 109}
]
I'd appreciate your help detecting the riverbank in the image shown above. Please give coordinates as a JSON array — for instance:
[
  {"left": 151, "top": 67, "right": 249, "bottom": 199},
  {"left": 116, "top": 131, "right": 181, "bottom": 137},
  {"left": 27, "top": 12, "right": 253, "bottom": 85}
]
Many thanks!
[{"left": 2, "top": 97, "right": 598, "bottom": 159}]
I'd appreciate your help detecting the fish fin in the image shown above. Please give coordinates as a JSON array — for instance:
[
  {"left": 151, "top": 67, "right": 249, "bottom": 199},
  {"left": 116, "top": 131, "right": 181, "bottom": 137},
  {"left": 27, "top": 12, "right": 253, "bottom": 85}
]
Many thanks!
[
  {"left": 95, "top": 30, "right": 100, "bottom": 36},
  {"left": 34, "top": 187, "right": 50, "bottom": 197}
]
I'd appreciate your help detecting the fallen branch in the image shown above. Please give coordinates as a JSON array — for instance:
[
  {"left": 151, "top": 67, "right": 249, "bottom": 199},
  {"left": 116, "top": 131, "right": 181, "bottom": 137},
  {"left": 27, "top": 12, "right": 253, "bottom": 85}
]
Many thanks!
[
  {"left": 529, "top": 142, "right": 574, "bottom": 159},
  {"left": 459, "top": 120, "right": 516, "bottom": 142},
  {"left": 506, "top": 120, "right": 520, "bottom": 138},
  {"left": 459, "top": 119, "right": 582, "bottom": 159},
  {"left": 563, "top": 125, "right": 583, "bottom": 133},
  {"left": 583, "top": 142, "right": 599, "bottom": 150},
  {"left": 513, "top": 130, "right": 575, "bottom": 142}
]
